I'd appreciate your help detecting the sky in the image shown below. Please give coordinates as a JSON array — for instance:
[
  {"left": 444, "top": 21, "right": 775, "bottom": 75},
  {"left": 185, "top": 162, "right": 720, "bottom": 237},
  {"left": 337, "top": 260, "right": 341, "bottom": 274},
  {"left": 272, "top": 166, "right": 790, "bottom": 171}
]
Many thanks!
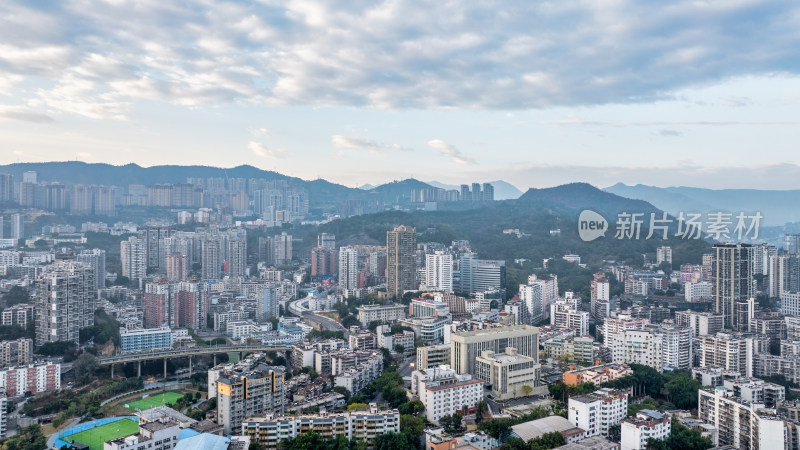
[{"left": 2, "top": 0, "right": 800, "bottom": 190}]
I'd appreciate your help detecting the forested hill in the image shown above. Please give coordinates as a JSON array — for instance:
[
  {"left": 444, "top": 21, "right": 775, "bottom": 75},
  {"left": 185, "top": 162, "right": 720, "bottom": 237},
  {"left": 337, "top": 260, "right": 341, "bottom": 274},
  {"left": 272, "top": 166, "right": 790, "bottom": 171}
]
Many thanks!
[{"left": 312, "top": 183, "right": 710, "bottom": 270}]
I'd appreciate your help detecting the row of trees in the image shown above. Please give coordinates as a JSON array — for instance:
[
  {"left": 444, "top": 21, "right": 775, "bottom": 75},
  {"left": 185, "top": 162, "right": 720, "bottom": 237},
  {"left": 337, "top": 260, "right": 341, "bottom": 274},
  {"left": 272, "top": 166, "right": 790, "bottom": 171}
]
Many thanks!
[{"left": 498, "top": 432, "right": 566, "bottom": 450}]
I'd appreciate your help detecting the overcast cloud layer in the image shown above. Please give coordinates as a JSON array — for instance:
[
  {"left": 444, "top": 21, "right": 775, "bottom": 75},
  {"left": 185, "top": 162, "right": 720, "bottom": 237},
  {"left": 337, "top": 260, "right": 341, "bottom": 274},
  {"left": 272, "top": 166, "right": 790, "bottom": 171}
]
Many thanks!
[
  {"left": 2, "top": 0, "right": 800, "bottom": 117},
  {"left": 2, "top": 1, "right": 800, "bottom": 190}
]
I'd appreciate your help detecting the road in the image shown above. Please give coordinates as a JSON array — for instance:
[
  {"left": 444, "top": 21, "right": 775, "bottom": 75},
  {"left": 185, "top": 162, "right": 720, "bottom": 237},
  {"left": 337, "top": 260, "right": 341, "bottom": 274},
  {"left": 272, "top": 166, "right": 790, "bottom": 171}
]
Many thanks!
[
  {"left": 397, "top": 354, "right": 415, "bottom": 378},
  {"left": 289, "top": 293, "right": 348, "bottom": 337}
]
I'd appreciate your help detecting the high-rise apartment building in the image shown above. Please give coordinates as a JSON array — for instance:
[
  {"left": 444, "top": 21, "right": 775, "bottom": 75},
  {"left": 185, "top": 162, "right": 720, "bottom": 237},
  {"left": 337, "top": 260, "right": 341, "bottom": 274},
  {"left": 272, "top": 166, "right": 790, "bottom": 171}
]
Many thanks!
[
  {"left": 786, "top": 234, "right": 800, "bottom": 255},
  {"left": 216, "top": 368, "right": 285, "bottom": 434},
  {"left": 257, "top": 285, "right": 278, "bottom": 322},
  {"left": 9, "top": 214, "right": 23, "bottom": 240},
  {"left": 274, "top": 232, "right": 292, "bottom": 265},
  {"left": 227, "top": 238, "right": 247, "bottom": 278},
  {"left": 712, "top": 243, "right": 754, "bottom": 331},
  {"left": 519, "top": 283, "right": 544, "bottom": 324},
  {"left": 0, "top": 173, "right": 12, "bottom": 202},
  {"left": 656, "top": 246, "right": 672, "bottom": 265},
  {"left": 387, "top": 225, "right": 416, "bottom": 298},
  {"left": 425, "top": 251, "right": 453, "bottom": 293},
  {"left": 121, "top": 236, "right": 147, "bottom": 280},
  {"left": 318, "top": 233, "right": 336, "bottom": 249},
  {"left": 369, "top": 250, "right": 387, "bottom": 278},
  {"left": 338, "top": 246, "right": 359, "bottom": 291},
  {"left": 35, "top": 262, "right": 95, "bottom": 345},
  {"left": 166, "top": 252, "right": 188, "bottom": 282},
  {"left": 77, "top": 249, "right": 106, "bottom": 292},
  {"left": 590, "top": 272, "right": 610, "bottom": 320},
  {"left": 310, "top": 247, "right": 338, "bottom": 277}
]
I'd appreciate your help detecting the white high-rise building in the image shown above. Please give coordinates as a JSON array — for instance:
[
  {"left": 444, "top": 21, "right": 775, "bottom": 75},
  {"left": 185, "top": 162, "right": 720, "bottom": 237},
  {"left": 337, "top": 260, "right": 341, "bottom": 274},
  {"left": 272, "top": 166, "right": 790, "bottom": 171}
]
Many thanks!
[
  {"left": 519, "top": 283, "right": 544, "bottom": 324},
  {"left": 9, "top": 214, "right": 23, "bottom": 240},
  {"left": 781, "top": 291, "right": 800, "bottom": 317},
  {"left": 121, "top": 236, "right": 147, "bottom": 280},
  {"left": 318, "top": 232, "right": 336, "bottom": 249},
  {"left": 656, "top": 246, "right": 672, "bottom": 265},
  {"left": 338, "top": 246, "right": 359, "bottom": 291},
  {"left": 257, "top": 284, "right": 279, "bottom": 322},
  {"left": 550, "top": 299, "right": 589, "bottom": 336},
  {"left": 425, "top": 251, "right": 453, "bottom": 293},
  {"left": 77, "top": 249, "right": 106, "bottom": 292}
]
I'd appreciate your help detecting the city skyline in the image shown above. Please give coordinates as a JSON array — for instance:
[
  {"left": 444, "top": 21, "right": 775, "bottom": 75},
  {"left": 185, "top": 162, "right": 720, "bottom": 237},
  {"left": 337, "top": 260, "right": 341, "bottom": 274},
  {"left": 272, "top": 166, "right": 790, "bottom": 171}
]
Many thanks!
[{"left": 1, "top": 1, "right": 800, "bottom": 190}]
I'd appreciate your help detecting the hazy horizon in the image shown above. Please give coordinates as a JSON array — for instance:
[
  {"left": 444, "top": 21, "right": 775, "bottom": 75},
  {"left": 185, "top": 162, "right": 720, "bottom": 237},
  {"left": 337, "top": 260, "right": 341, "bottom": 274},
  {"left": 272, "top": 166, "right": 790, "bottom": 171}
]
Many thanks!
[{"left": 2, "top": 1, "right": 800, "bottom": 190}]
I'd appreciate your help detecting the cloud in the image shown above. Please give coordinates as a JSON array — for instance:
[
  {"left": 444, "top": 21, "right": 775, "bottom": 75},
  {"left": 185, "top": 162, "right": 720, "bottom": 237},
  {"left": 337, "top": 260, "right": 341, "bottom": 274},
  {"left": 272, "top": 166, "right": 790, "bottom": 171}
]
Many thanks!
[
  {"left": 427, "top": 139, "right": 476, "bottom": 165},
  {"left": 0, "top": 107, "right": 54, "bottom": 123},
  {"left": 331, "top": 135, "right": 410, "bottom": 154},
  {"left": 248, "top": 141, "right": 287, "bottom": 158},
  {"left": 659, "top": 129, "right": 681, "bottom": 137},
  {"left": 251, "top": 127, "right": 270, "bottom": 137},
  {"left": 1, "top": 0, "right": 800, "bottom": 115}
]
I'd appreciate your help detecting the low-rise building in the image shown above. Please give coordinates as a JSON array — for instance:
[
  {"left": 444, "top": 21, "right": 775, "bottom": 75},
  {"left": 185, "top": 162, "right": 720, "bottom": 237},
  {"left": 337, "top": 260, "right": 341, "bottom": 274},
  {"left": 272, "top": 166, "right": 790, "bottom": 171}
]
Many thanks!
[
  {"left": 620, "top": 410, "right": 670, "bottom": 450},
  {"left": 509, "top": 416, "right": 587, "bottom": 445},
  {"left": 563, "top": 363, "right": 632, "bottom": 386},
  {"left": 242, "top": 404, "right": 399, "bottom": 449},
  {"left": 104, "top": 421, "right": 180, "bottom": 450},
  {"left": 120, "top": 327, "right": 173, "bottom": 353},
  {"left": 356, "top": 303, "right": 406, "bottom": 326},
  {"left": 412, "top": 365, "right": 483, "bottom": 424},
  {"left": 568, "top": 389, "right": 628, "bottom": 437},
  {"left": 691, "top": 367, "right": 740, "bottom": 387},
  {"left": 474, "top": 347, "right": 542, "bottom": 400}
]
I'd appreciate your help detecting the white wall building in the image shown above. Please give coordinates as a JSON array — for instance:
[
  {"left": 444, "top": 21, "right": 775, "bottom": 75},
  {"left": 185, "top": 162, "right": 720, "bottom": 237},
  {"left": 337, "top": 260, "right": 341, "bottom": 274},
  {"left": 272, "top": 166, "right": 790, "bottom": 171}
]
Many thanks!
[
  {"left": 338, "top": 246, "right": 359, "bottom": 291},
  {"left": 412, "top": 365, "right": 483, "bottom": 424},
  {"left": 425, "top": 251, "right": 453, "bottom": 293},
  {"left": 568, "top": 388, "right": 628, "bottom": 437},
  {"left": 620, "top": 410, "right": 671, "bottom": 450}
]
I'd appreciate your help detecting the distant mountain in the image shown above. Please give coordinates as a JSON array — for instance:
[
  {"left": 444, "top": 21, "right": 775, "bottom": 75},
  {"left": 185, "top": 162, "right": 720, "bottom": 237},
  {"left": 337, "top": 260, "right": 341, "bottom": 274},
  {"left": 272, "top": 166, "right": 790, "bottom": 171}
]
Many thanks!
[
  {"left": 366, "top": 179, "right": 433, "bottom": 203},
  {"left": 518, "top": 182, "right": 661, "bottom": 219},
  {"left": 604, "top": 183, "right": 800, "bottom": 226},
  {"left": 358, "top": 184, "right": 377, "bottom": 190},
  {"left": 426, "top": 180, "right": 523, "bottom": 200},
  {"left": 0, "top": 161, "right": 373, "bottom": 208}
]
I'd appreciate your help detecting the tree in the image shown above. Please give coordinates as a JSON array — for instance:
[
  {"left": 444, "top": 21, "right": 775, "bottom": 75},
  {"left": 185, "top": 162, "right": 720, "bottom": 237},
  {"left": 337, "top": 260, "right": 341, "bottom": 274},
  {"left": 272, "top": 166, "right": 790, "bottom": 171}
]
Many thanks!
[
  {"left": 398, "top": 399, "right": 424, "bottom": 416},
  {"left": 607, "top": 424, "right": 621, "bottom": 442},
  {"left": 333, "top": 386, "right": 352, "bottom": 403},
  {"left": 400, "top": 414, "right": 425, "bottom": 436},
  {"left": 73, "top": 353, "right": 98, "bottom": 384},
  {"left": 393, "top": 344, "right": 405, "bottom": 354},
  {"left": 374, "top": 431, "right": 417, "bottom": 450},
  {"left": 439, "top": 413, "right": 464, "bottom": 434},
  {"left": 3, "top": 286, "right": 29, "bottom": 307},
  {"left": 522, "top": 385, "right": 533, "bottom": 396}
]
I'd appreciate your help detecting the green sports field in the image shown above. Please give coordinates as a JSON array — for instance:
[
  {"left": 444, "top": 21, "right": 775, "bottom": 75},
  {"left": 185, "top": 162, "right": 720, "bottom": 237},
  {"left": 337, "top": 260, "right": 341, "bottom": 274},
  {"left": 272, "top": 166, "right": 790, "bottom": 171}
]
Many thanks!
[
  {"left": 68, "top": 419, "right": 139, "bottom": 450},
  {"left": 125, "top": 392, "right": 184, "bottom": 410}
]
